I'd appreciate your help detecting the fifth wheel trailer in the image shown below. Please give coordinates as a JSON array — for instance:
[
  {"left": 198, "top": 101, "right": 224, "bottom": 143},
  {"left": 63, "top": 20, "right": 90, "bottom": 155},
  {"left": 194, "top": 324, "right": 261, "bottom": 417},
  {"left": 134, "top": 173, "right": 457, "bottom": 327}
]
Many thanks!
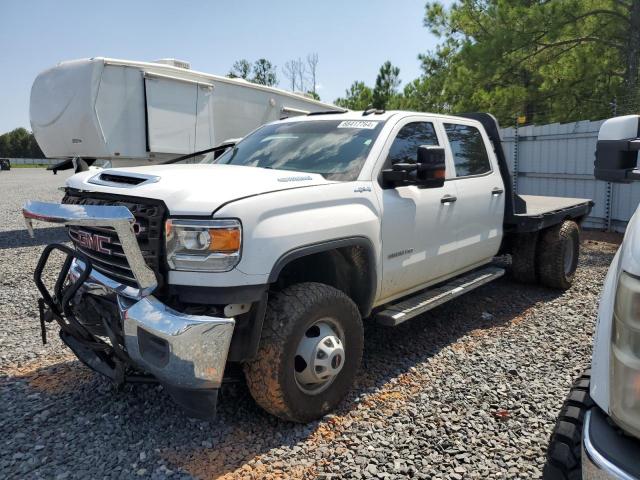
[{"left": 30, "top": 57, "right": 342, "bottom": 170}]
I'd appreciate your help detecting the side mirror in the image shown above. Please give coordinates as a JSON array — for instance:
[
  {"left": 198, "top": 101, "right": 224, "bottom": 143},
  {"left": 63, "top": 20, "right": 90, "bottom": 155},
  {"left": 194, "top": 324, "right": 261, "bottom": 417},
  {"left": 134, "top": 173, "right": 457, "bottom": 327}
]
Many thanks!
[
  {"left": 416, "top": 145, "right": 446, "bottom": 187},
  {"left": 382, "top": 145, "right": 446, "bottom": 188},
  {"left": 595, "top": 115, "right": 640, "bottom": 183}
]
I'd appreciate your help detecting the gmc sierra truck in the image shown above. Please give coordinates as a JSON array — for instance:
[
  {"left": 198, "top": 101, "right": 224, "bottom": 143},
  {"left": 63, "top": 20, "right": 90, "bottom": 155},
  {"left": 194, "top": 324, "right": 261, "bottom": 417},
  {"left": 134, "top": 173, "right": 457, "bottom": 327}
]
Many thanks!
[
  {"left": 545, "top": 115, "right": 640, "bottom": 480},
  {"left": 23, "top": 110, "right": 592, "bottom": 422}
]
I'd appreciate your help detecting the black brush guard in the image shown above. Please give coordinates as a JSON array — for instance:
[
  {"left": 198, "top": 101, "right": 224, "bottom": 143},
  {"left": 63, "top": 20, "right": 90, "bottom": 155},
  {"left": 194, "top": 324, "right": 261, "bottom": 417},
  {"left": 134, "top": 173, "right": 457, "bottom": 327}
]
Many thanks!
[{"left": 34, "top": 243, "right": 156, "bottom": 386}]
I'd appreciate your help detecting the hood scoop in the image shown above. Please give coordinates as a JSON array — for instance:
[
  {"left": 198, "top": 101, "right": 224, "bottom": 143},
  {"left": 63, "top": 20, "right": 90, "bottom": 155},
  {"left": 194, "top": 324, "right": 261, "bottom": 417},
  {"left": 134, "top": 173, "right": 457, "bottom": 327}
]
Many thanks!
[{"left": 88, "top": 170, "right": 160, "bottom": 188}]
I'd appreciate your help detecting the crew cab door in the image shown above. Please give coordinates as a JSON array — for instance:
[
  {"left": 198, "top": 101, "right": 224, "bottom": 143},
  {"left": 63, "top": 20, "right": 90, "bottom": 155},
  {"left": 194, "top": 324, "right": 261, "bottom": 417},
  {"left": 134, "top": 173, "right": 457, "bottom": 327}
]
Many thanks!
[
  {"left": 375, "top": 117, "right": 458, "bottom": 301},
  {"left": 442, "top": 121, "right": 504, "bottom": 271}
]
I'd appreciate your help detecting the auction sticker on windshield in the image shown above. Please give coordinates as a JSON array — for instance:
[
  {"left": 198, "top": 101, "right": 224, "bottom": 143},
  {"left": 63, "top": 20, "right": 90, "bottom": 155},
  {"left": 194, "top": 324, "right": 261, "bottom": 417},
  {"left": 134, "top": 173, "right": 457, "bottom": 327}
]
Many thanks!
[{"left": 337, "top": 120, "right": 379, "bottom": 129}]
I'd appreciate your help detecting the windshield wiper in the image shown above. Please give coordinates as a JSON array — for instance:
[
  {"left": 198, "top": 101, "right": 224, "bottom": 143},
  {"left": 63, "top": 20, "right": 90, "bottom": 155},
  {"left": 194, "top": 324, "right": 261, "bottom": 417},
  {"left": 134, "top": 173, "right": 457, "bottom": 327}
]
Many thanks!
[{"left": 162, "top": 141, "right": 237, "bottom": 164}]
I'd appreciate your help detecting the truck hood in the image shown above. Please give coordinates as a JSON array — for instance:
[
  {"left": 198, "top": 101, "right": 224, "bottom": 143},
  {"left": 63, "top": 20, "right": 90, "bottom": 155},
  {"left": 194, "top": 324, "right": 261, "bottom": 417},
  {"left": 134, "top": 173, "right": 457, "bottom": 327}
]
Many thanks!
[{"left": 65, "top": 164, "right": 333, "bottom": 215}]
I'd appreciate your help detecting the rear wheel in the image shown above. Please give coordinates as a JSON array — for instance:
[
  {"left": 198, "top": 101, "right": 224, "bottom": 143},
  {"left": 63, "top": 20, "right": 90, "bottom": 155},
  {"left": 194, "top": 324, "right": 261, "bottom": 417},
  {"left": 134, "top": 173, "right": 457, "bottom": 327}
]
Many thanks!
[
  {"left": 243, "top": 282, "right": 363, "bottom": 423},
  {"left": 543, "top": 370, "right": 593, "bottom": 479},
  {"left": 537, "top": 220, "right": 580, "bottom": 290}
]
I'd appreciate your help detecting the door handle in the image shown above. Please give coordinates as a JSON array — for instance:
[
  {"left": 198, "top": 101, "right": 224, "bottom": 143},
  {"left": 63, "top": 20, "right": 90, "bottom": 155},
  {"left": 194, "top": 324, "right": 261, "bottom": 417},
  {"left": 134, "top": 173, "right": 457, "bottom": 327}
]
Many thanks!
[
  {"left": 441, "top": 194, "right": 457, "bottom": 204},
  {"left": 491, "top": 187, "right": 504, "bottom": 196}
]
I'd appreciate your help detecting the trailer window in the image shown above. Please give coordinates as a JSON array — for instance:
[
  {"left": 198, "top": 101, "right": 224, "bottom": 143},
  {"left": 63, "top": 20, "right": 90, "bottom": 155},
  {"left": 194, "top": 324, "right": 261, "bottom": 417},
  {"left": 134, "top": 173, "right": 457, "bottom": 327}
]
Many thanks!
[
  {"left": 444, "top": 123, "right": 492, "bottom": 177},
  {"left": 209, "top": 120, "right": 383, "bottom": 181}
]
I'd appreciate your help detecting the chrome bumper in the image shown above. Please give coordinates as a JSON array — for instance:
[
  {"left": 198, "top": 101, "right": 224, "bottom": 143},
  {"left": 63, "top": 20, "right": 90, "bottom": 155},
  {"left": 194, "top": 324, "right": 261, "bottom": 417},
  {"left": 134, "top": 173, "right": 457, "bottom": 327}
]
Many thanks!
[
  {"left": 70, "top": 260, "right": 235, "bottom": 389},
  {"left": 123, "top": 295, "right": 234, "bottom": 389},
  {"left": 583, "top": 409, "right": 639, "bottom": 480},
  {"left": 23, "top": 200, "right": 236, "bottom": 391}
]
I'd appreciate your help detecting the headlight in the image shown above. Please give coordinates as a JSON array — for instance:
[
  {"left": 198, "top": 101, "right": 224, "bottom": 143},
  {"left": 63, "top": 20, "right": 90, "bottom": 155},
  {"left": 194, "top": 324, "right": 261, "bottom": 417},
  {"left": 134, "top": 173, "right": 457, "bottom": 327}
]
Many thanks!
[
  {"left": 165, "top": 219, "right": 241, "bottom": 272},
  {"left": 611, "top": 271, "right": 640, "bottom": 437}
]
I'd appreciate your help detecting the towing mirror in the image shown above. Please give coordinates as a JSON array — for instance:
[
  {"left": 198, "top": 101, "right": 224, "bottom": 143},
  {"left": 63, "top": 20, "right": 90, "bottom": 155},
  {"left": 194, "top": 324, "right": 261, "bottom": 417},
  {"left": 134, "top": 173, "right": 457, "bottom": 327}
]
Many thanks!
[
  {"left": 595, "top": 115, "right": 640, "bottom": 183},
  {"left": 382, "top": 145, "right": 446, "bottom": 188},
  {"left": 416, "top": 145, "right": 446, "bottom": 187}
]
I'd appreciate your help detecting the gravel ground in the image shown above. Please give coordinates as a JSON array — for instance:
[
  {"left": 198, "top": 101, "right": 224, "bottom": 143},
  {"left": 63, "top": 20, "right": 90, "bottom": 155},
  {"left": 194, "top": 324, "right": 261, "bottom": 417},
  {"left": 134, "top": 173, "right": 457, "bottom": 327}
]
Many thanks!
[{"left": 0, "top": 168, "right": 621, "bottom": 479}]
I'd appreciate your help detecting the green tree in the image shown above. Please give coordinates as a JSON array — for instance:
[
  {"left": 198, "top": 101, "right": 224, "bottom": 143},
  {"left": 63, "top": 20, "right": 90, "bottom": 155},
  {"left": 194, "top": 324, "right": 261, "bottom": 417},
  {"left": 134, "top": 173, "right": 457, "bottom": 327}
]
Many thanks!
[
  {"left": 0, "top": 128, "right": 44, "bottom": 158},
  {"left": 252, "top": 58, "right": 278, "bottom": 86},
  {"left": 372, "top": 61, "right": 401, "bottom": 109},
  {"left": 227, "top": 59, "right": 252, "bottom": 79},
  {"left": 418, "top": 0, "right": 640, "bottom": 124},
  {"left": 335, "top": 81, "right": 374, "bottom": 110}
]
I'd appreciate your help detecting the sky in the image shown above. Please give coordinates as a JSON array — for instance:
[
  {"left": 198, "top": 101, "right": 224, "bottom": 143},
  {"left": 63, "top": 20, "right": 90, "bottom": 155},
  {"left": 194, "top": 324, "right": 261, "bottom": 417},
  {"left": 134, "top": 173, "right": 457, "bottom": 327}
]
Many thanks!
[{"left": 0, "top": 0, "right": 449, "bottom": 135}]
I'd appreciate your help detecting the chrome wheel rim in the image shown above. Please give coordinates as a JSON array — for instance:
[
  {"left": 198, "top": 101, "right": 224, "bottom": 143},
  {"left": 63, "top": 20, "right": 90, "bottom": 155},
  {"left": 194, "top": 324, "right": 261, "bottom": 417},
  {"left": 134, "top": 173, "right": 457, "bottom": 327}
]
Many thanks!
[
  {"left": 294, "top": 318, "right": 345, "bottom": 395},
  {"left": 564, "top": 237, "right": 575, "bottom": 275}
]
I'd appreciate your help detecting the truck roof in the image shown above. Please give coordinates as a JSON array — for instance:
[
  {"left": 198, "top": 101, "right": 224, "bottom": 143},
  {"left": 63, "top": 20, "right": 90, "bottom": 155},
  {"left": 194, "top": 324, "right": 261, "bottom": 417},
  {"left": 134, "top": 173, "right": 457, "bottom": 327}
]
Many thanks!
[{"left": 277, "top": 110, "right": 486, "bottom": 125}]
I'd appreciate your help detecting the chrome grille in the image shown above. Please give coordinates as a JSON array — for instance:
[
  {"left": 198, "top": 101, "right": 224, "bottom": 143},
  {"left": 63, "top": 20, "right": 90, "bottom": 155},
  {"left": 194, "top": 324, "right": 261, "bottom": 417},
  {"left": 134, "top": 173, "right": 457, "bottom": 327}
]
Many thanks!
[
  {"left": 62, "top": 191, "right": 166, "bottom": 287},
  {"left": 68, "top": 226, "right": 137, "bottom": 284}
]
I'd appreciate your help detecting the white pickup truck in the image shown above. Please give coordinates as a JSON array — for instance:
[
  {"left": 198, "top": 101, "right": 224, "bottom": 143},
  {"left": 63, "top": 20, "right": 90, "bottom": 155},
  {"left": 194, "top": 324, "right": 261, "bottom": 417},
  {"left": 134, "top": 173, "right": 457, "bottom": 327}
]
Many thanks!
[
  {"left": 545, "top": 115, "right": 640, "bottom": 480},
  {"left": 23, "top": 110, "right": 592, "bottom": 422}
]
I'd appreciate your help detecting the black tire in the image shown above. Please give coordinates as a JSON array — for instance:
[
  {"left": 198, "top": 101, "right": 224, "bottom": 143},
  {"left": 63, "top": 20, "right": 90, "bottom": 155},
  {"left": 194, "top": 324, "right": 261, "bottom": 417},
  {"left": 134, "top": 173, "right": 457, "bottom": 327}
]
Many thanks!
[
  {"left": 537, "top": 220, "right": 580, "bottom": 290},
  {"left": 543, "top": 370, "right": 593, "bottom": 479},
  {"left": 510, "top": 231, "right": 539, "bottom": 283},
  {"left": 243, "top": 282, "right": 364, "bottom": 423}
]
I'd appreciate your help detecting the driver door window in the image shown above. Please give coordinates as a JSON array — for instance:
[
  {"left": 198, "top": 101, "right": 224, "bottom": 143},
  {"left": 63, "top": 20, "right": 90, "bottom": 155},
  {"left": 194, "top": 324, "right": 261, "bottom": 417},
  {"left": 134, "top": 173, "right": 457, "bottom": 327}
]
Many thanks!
[{"left": 382, "top": 122, "right": 440, "bottom": 181}]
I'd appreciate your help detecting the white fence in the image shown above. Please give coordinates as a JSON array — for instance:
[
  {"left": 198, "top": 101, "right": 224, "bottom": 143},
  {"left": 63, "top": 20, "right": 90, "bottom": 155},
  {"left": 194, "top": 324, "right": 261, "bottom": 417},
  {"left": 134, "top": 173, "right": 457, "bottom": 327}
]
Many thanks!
[{"left": 500, "top": 120, "right": 640, "bottom": 232}]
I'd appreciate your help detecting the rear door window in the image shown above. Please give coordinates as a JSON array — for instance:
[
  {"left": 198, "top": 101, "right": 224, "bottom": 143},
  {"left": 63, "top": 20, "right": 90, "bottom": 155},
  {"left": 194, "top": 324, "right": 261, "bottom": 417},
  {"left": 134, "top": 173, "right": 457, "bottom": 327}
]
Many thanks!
[{"left": 444, "top": 123, "right": 491, "bottom": 177}]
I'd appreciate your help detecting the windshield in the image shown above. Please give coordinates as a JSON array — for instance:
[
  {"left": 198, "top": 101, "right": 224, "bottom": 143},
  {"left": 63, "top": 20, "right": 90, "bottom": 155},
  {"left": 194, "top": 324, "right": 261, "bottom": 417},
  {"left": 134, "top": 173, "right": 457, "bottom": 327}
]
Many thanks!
[{"left": 201, "top": 119, "right": 384, "bottom": 181}]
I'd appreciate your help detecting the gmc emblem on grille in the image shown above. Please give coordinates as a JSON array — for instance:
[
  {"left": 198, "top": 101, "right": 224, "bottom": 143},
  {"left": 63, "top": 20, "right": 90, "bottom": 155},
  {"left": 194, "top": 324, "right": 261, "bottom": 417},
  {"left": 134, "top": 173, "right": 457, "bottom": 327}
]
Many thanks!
[{"left": 76, "top": 231, "right": 112, "bottom": 254}]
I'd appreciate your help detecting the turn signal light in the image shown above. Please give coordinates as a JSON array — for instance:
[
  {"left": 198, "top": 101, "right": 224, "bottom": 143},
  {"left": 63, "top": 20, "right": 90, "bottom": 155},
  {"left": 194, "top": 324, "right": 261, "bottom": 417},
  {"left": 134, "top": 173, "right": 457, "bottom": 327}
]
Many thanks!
[{"left": 210, "top": 228, "right": 241, "bottom": 252}]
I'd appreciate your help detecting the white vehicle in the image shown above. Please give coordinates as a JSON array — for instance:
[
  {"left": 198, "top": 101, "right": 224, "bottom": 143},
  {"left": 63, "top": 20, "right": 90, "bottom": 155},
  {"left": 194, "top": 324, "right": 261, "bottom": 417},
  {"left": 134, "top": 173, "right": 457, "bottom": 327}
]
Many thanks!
[
  {"left": 30, "top": 57, "right": 341, "bottom": 172},
  {"left": 545, "top": 115, "right": 640, "bottom": 480},
  {"left": 23, "top": 111, "right": 592, "bottom": 422}
]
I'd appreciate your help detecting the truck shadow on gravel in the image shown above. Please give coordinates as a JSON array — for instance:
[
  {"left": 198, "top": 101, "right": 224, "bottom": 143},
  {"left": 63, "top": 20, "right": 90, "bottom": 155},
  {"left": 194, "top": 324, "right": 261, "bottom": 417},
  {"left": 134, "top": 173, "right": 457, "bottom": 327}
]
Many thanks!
[
  {"left": 1, "top": 245, "right": 611, "bottom": 479},
  {"left": 0, "top": 227, "right": 67, "bottom": 250}
]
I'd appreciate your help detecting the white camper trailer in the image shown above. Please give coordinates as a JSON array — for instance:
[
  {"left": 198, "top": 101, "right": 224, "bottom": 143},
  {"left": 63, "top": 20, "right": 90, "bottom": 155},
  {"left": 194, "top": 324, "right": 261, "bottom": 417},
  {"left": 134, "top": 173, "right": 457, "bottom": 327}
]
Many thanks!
[{"left": 30, "top": 57, "right": 342, "bottom": 169}]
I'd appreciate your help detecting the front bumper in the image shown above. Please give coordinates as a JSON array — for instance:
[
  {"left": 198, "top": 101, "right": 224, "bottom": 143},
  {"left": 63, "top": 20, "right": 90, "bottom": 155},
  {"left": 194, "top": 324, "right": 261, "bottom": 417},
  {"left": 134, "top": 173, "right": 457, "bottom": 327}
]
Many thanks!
[
  {"left": 68, "top": 260, "right": 235, "bottom": 390},
  {"left": 583, "top": 408, "right": 640, "bottom": 480},
  {"left": 23, "top": 201, "right": 235, "bottom": 417}
]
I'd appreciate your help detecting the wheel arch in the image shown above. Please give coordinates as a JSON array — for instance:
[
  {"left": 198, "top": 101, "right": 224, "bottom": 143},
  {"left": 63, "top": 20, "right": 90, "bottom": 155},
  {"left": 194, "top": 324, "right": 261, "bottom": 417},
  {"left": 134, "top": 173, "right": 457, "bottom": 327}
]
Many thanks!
[{"left": 268, "top": 236, "right": 378, "bottom": 318}]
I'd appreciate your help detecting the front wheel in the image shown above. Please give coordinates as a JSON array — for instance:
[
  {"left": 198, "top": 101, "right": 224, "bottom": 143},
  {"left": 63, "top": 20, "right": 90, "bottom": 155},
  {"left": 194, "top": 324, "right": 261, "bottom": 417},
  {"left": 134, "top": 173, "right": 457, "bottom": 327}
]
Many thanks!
[
  {"left": 543, "top": 370, "right": 593, "bottom": 479},
  {"left": 243, "top": 282, "right": 364, "bottom": 423}
]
